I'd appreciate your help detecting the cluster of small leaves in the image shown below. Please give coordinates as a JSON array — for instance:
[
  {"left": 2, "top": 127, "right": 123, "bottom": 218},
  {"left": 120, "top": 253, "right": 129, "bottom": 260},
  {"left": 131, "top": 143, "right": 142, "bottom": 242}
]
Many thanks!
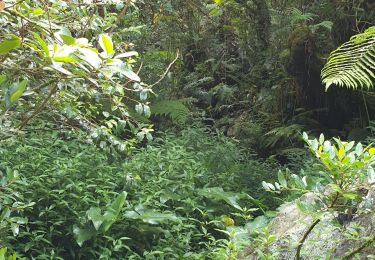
[
  {"left": 0, "top": 125, "right": 280, "bottom": 258},
  {"left": 260, "top": 133, "right": 375, "bottom": 259},
  {"left": 264, "top": 133, "right": 375, "bottom": 198},
  {"left": 0, "top": 165, "right": 32, "bottom": 247},
  {"left": 0, "top": 0, "right": 155, "bottom": 150}
]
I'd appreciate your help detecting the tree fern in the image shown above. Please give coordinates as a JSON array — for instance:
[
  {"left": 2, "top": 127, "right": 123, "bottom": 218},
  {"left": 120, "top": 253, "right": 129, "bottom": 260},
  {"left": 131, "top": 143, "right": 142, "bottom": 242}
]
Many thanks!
[
  {"left": 321, "top": 26, "right": 375, "bottom": 90},
  {"left": 151, "top": 100, "right": 189, "bottom": 124}
]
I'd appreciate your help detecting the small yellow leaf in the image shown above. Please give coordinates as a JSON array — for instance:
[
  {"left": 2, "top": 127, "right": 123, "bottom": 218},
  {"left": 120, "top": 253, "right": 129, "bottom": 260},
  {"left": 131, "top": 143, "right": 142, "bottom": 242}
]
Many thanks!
[
  {"left": 369, "top": 148, "right": 375, "bottom": 156},
  {"left": 338, "top": 146, "right": 345, "bottom": 159}
]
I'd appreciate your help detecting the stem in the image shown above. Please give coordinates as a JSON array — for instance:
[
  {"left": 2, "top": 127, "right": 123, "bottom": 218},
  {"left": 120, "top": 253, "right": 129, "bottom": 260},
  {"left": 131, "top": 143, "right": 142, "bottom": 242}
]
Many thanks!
[
  {"left": 150, "top": 50, "right": 180, "bottom": 88},
  {"left": 361, "top": 90, "right": 371, "bottom": 125},
  {"left": 343, "top": 236, "right": 375, "bottom": 259},
  {"left": 295, "top": 218, "right": 321, "bottom": 260},
  {"left": 17, "top": 84, "right": 58, "bottom": 130},
  {"left": 108, "top": 0, "right": 132, "bottom": 35}
]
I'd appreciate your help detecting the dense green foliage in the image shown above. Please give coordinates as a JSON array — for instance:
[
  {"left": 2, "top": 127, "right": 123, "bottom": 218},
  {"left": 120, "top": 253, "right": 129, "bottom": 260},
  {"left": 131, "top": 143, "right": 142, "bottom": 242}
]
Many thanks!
[
  {"left": 0, "top": 124, "right": 279, "bottom": 259},
  {"left": 0, "top": 0, "right": 374, "bottom": 258}
]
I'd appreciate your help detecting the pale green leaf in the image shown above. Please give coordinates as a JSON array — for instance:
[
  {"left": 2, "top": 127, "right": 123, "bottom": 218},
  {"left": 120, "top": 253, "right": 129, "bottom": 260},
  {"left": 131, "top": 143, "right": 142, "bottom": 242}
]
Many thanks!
[
  {"left": 0, "top": 35, "right": 21, "bottom": 55},
  {"left": 99, "top": 34, "right": 114, "bottom": 56}
]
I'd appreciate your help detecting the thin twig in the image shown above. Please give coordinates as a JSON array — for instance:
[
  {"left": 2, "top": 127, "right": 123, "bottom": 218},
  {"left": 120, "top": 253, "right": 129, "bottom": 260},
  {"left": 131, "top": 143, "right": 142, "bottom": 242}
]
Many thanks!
[
  {"left": 3, "top": 0, "right": 27, "bottom": 10},
  {"left": 150, "top": 50, "right": 179, "bottom": 88},
  {"left": 343, "top": 236, "right": 375, "bottom": 259},
  {"left": 17, "top": 84, "right": 58, "bottom": 130},
  {"left": 108, "top": 0, "right": 132, "bottom": 34},
  {"left": 295, "top": 218, "right": 321, "bottom": 260}
]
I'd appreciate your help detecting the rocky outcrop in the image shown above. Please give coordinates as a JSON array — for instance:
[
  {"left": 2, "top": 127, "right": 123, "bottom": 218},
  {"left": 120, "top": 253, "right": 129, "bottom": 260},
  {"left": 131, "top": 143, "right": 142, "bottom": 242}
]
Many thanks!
[{"left": 240, "top": 187, "right": 375, "bottom": 259}]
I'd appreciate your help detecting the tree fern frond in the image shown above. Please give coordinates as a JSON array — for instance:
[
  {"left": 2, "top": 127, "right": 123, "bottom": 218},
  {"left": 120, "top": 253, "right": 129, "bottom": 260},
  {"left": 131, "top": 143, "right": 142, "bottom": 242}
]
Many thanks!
[
  {"left": 289, "top": 8, "right": 317, "bottom": 25},
  {"left": 151, "top": 100, "right": 189, "bottom": 124},
  {"left": 321, "top": 26, "right": 375, "bottom": 90}
]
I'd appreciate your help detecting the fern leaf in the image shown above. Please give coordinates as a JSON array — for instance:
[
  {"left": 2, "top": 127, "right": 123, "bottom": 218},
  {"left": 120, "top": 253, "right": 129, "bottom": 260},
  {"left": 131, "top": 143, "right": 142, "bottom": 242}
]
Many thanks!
[
  {"left": 151, "top": 100, "right": 189, "bottom": 124},
  {"left": 321, "top": 26, "right": 375, "bottom": 90}
]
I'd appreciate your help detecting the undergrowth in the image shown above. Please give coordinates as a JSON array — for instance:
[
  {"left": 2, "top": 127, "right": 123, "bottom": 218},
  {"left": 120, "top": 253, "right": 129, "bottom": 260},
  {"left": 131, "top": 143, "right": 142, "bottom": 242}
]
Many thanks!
[{"left": 0, "top": 125, "right": 279, "bottom": 259}]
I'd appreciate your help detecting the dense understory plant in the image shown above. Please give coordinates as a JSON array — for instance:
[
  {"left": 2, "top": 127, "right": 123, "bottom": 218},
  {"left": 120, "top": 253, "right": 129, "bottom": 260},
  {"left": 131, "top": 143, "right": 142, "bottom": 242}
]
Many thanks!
[{"left": 0, "top": 123, "right": 279, "bottom": 259}]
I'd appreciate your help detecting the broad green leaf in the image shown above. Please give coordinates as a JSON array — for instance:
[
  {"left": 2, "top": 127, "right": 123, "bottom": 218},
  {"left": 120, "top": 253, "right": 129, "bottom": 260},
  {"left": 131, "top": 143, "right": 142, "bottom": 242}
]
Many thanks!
[
  {"left": 137, "top": 132, "right": 145, "bottom": 141},
  {"left": 53, "top": 45, "right": 76, "bottom": 63},
  {"left": 9, "top": 79, "right": 28, "bottom": 103},
  {"left": 355, "top": 143, "right": 363, "bottom": 155},
  {"left": 60, "top": 34, "right": 76, "bottom": 45},
  {"left": 32, "top": 32, "right": 49, "bottom": 57},
  {"left": 135, "top": 103, "right": 143, "bottom": 114},
  {"left": 140, "top": 90, "right": 148, "bottom": 101},
  {"left": 79, "top": 48, "right": 101, "bottom": 68},
  {"left": 342, "top": 192, "right": 357, "bottom": 200},
  {"left": 87, "top": 207, "right": 103, "bottom": 230},
  {"left": 345, "top": 141, "right": 355, "bottom": 152},
  {"left": 101, "top": 191, "right": 127, "bottom": 232},
  {"left": 368, "top": 168, "right": 375, "bottom": 183},
  {"left": 50, "top": 63, "right": 72, "bottom": 75},
  {"left": 245, "top": 215, "right": 268, "bottom": 234},
  {"left": 73, "top": 225, "right": 96, "bottom": 247},
  {"left": 338, "top": 146, "right": 345, "bottom": 159},
  {"left": 146, "top": 133, "right": 153, "bottom": 141},
  {"left": 106, "top": 191, "right": 127, "bottom": 216},
  {"left": 143, "top": 105, "right": 151, "bottom": 118},
  {"left": 0, "top": 247, "right": 7, "bottom": 260},
  {"left": 197, "top": 187, "right": 243, "bottom": 210},
  {"left": 0, "top": 35, "right": 21, "bottom": 55},
  {"left": 329, "top": 183, "right": 342, "bottom": 193},
  {"left": 99, "top": 34, "right": 114, "bottom": 56},
  {"left": 119, "top": 64, "right": 140, "bottom": 82},
  {"left": 124, "top": 207, "right": 179, "bottom": 225},
  {"left": 11, "top": 223, "right": 19, "bottom": 236},
  {"left": 53, "top": 56, "right": 76, "bottom": 63},
  {"left": 323, "top": 141, "right": 331, "bottom": 152},
  {"left": 277, "top": 170, "right": 287, "bottom": 188},
  {"left": 8, "top": 252, "right": 17, "bottom": 260}
]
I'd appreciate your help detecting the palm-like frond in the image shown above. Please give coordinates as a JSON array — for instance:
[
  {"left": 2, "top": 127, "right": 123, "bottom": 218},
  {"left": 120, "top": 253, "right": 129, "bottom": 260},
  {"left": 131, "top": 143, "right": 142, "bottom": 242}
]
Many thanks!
[{"left": 321, "top": 26, "right": 375, "bottom": 90}]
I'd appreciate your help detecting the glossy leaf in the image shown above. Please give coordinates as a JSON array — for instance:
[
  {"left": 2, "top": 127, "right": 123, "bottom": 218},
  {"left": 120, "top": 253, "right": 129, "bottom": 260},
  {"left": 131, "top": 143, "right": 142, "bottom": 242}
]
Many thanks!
[
  {"left": 99, "top": 34, "right": 114, "bottom": 56},
  {"left": 9, "top": 79, "right": 28, "bottom": 103}
]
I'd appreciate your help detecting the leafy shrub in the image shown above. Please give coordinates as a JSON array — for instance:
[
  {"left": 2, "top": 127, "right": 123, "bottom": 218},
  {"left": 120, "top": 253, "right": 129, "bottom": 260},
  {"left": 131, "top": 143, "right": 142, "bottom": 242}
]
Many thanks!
[
  {"left": 261, "top": 133, "right": 375, "bottom": 259},
  {"left": 0, "top": 125, "right": 279, "bottom": 259}
]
